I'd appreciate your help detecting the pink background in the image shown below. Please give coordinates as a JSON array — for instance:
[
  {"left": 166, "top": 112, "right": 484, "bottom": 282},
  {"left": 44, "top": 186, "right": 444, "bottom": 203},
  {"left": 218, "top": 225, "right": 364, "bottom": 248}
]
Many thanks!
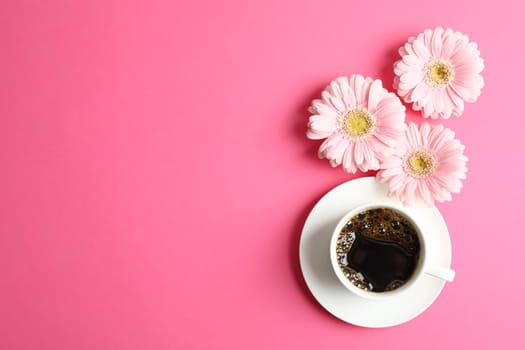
[{"left": 1, "top": 0, "right": 524, "bottom": 349}]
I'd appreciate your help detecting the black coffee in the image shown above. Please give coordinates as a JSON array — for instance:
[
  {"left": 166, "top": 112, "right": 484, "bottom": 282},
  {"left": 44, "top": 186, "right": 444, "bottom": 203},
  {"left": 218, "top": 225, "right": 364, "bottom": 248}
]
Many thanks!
[{"left": 335, "top": 208, "right": 420, "bottom": 292}]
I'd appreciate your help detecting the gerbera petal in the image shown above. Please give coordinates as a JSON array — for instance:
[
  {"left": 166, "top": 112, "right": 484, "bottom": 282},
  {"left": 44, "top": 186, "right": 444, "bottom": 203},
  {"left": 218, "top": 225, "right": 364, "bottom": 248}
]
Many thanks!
[
  {"left": 410, "top": 82, "right": 430, "bottom": 103},
  {"left": 440, "top": 29, "right": 457, "bottom": 59},
  {"left": 400, "top": 70, "right": 424, "bottom": 87},
  {"left": 402, "top": 55, "right": 424, "bottom": 69},
  {"left": 437, "top": 90, "right": 454, "bottom": 119},
  {"left": 418, "top": 122, "right": 431, "bottom": 147},
  {"left": 413, "top": 39, "right": 431, "bottom": 61},
  {"left": 434, "top": 90, "right": 445, "bottom": 115},
  {"left": 398, "top": 46, "right": 408, "bottom": 57},
  {"left": 326, "top": 137, "right": 349, "bottom": 166},
  {"left": 426, "top": 177, "right": 447, "bottom": 202},
  {"left": 361, "top": 77, "right": 374, "bottom": 106},
  {"left": 334, "top": 76, "right": 353, "bottom": 109},
  {"left": 393, "top": 176, "right": 412, "bottom": 196},
  {"left": 367, "top": 79, "right": 384, "bottom": 111},
  {"left": 378, "top": 167, "right": 404, "bottom": 186},
  {"left": 342, "top": 143, "right": 357, "bottom": 173},
  {"left": 403, "top": 180, "right": 418, "bottom": 205},
  {"left": 317, "top": 133, "right": 342, "bottom": 158},
  {"left": 322, "top": 89, "right": 345, "bottom": 113},
  {"left": 422, "top": 28, "right": 433, "bottom": 47},
  {"left": 448, "top": 81, "right": 474, "bottom": 101},
  {"left": 306, "top": 128, "right": 333, "bottom": 140},
  {"left": 405, "top": 123, "right": 420, "bottom": 148},
  {"left": 308, "top": 117, "right": 337, "bottom": 135},
  {"left": 427, "top": 124, "right": 450, "bottom": 149},
  {"left": 353, "top": 142, "right": 365, "bottom": 166},
  {"left": 433, "top": 173, "right": 462, "bottom": 193},
  {"left": 453, "top": 72, "right": 481, "bottom": 89},
  {"left": 361, "top": 139, "right": 380, "bottom": 170},
  {"left": 451, "top": 42, "right": 476, "bottom": 66},
  {"left": 423, "top": 98, "right": 435, "bottom": 118},
  {"left": 394, "top": 61, "right": 412, "bottom": 75},
  {"left": 308, "top": 114, "right": 337, "bottom": 124},
  {"left": 375, "top": 94, "right": 404, "bottom": 114},
  {"left": 310, "top": 99, "right": 338, "bottom": 117},
  {"left": 350, "top": 74, "right": 366, "bottom": 105},
  {"left": 328, "top": 79, "right": 347, "bottom": 107},
  {"left": 403, "top": 41, "right": 416, "bottom": 56},
  {"left": 455, "top": 61, "right": 484, "bottom": 75},
  {"left": 431, "top": 27, "right": 444, "bottom": 57},
  {"left": 418, "top": 181, "right": 433, "bottom": 206},
  {"left": 417, "top": 86, "right": 433, "bottom": 112},
  {"left": 445, "top": 87, "right": 465, "bottom": 110}
]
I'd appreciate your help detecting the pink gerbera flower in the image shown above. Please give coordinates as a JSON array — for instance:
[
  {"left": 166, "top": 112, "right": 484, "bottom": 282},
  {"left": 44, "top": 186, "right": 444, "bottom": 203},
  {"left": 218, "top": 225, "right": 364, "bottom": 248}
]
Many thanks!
[
  {"left": 377, "top": 122, "right": 468, "bottom": 206},
  {"left": 394, "top": 27, "right": 484, "bottom": 119},
  {"left": 307, "top": 75, "right": 406, "bottom": 173}
]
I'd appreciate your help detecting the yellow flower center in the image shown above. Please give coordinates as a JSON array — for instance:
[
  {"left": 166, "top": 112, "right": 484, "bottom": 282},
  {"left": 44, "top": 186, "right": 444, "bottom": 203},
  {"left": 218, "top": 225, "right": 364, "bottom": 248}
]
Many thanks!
[
  {"left": 342, "top": 108, "right": 375, "bottom": 139},
  {"left": 425, "top": 60, "right": 454, "bottom": 88},
  {"left": 405, "top": 150, "right": 437, "bottom": 179}
]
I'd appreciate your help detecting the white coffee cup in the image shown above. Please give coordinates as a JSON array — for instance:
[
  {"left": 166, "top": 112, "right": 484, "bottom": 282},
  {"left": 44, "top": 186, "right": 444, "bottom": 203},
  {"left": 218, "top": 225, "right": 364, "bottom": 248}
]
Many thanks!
[{"left": 329, "top": 202, "right": 455, "bottom": 300}]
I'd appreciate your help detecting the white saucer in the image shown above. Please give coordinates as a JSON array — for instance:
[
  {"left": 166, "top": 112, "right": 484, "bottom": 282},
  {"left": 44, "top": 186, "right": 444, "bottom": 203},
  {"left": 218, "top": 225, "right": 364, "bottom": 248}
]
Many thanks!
[{"left": 299, "top": 177, "right": 452, "bottom": 328}]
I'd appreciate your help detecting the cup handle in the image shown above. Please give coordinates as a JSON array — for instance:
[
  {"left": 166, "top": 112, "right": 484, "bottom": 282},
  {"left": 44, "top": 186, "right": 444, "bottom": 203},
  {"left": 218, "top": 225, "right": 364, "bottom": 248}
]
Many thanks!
[{"left": 424, "top": 266, "right": 455, "bottom": 282}]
